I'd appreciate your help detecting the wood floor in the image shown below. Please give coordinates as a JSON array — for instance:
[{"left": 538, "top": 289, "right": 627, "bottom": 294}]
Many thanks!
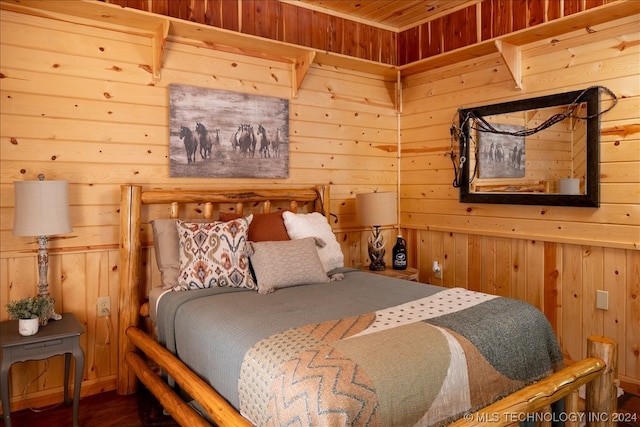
[
  {"left": 4, "top": 387, "right": 179, "bottom": 427},
  {"left": 4, "top": 387, "right": 639, "bottom": 427}
]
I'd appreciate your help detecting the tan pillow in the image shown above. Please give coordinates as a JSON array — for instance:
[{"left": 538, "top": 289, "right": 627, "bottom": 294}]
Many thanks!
[
  {"left": 219, "top": 210, "right": 289, "bottom": 242},
  {"left": 150, "top": 219, "right": 180, "bottom": 289},
  {"left": 248, "top": 237, "right": 329, "bottom": 294}
]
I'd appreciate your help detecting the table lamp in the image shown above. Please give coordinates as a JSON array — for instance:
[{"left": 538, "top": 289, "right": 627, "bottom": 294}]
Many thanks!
[
  {"left": 355, "top": 191, "right": 397, "bottom": 271},
  {"left": 13, "top": 174, "right": 72, "bottom": 324}
]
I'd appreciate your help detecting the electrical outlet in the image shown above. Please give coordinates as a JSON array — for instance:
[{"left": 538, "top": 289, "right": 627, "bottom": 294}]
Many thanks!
[
  {"left": 98, "top": 296, "right": 111, "bottom": 317},
  {"left": 432, "top": 261, "right": 442, "bottom": 279}
]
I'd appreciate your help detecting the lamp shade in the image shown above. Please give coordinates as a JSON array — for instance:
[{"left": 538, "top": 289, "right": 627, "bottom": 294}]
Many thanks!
[
  {"left": 355, "top": 191, "right": 397, "bottom": 227},
  {"left": 13, "top": 179, "right": 72, "bottom": 236}
]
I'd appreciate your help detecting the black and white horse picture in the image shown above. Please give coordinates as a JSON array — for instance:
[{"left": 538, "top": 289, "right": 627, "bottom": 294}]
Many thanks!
[{"left": 169, "top": 84, "right": 289, "bottom": 178}]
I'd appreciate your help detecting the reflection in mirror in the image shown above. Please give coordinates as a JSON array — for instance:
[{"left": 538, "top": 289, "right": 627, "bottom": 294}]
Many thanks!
[
  {"left": 474, "top": 104, "right": 587, "bottom": 194},
  {"left": 455, "top": 87, "right": 614, "bottom": 207}
]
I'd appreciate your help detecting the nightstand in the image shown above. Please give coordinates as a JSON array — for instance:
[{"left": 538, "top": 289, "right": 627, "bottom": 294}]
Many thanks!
[
  {"left": 361, "top": 266, "right": 419, "bottom": 282},
  {"left": 0, "top": 313, "right": 85, "bottom": 427}
]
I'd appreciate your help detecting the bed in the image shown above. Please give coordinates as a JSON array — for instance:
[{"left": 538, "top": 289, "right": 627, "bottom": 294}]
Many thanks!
[{"left": 117, "top": 184, "right": 618, "bottom": 427}]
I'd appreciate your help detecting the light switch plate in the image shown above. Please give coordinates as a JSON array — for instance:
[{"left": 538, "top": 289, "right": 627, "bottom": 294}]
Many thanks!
[{"left": 596, "top": 290, "right": 608, "bottom": 310}]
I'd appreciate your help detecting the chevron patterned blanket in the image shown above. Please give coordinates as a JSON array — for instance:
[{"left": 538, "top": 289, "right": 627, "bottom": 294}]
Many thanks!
[{"left": 237, "top": 288, "right": 562, "bottom": 427}]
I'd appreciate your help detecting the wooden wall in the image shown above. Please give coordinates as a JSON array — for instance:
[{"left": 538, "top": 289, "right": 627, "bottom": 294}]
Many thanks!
[
  {"left": 400, "top": 13, "right": 639, "bottom": 391},
  {"left": 0, "top": 8, "right": 396, "bottom": 411},
  {"left": 0, "top": 3, "right": 638, "bottom": 413}
]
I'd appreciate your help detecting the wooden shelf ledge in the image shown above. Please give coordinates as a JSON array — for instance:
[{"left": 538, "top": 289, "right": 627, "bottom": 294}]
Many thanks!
[
  {"left": 0, "top": 0, "right": 398, "bottom": 98},
  {"left": 1, "top": 0, "right": 637, "bottom": 93}
]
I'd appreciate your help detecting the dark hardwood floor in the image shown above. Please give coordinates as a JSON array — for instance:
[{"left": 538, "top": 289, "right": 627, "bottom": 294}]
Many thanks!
[
  {"left": 619, "top": 392, "right": 640, "bottom": 427},
  {"left": 4, "top": 386, "right": 179, "bottom": 427},
  {"left": 4, "top": 387, "right": 638, "bottom": 427}
]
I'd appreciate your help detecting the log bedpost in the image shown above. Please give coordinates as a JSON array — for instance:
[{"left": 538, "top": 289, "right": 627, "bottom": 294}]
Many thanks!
[
  {"left": 316, "top": 184, "right": 330, "bottom": 218},
  {"left": 117, "top": 185, "right": 142, "bottom": 395},
  {"left": 564, "top": 390, "right": 580, "bottom": 427},
  {"left": 586, "top": 336, "right": 618, "bottom": 426}
]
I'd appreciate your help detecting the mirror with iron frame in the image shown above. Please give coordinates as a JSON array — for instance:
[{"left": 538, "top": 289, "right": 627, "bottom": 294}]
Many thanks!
[{"left": 458, "top": 87, "right": 601, "bottom": 207}]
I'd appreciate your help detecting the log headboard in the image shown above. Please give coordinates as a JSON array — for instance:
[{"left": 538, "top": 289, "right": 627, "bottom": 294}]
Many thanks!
[{"left": 117, "top": 184, "right": 330, "bottom": 395}]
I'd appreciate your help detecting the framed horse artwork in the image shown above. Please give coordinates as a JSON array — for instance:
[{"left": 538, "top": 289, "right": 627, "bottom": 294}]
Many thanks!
[{"left": 168, "top": 84, "right": 289, "bottom": 178}]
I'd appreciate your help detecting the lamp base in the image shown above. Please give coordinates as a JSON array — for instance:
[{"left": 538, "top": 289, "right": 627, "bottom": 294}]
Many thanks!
[
  {"left": 39, "top": 294, "right": 62, "bottom": 326},
  {"left": 368, "top": 260, "right": 386, "bottom": 271},
  {"left": 367, "top": 226, "right": 387, "bottom": 271},
  {"left": 36, "top": 236, "right": 62, "bottom": 325}
]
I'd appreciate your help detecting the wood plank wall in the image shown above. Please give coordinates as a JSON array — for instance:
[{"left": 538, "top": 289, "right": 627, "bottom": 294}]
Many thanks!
[
  {"left": 400, "top": 13, "right": 640, "bottom": 392},
  {"left": 0, "top": 3, "right": 638, "bottom": 412},
  {"left": 0, "top": 8, "right": 396, "bottom": 411}
]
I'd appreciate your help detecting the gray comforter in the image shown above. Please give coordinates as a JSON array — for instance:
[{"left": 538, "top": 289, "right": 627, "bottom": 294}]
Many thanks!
[{"left": 157, "top": 268, "right": 562, "bottom": 426}]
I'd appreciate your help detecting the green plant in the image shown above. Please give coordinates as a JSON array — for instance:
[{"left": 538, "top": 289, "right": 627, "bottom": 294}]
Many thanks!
[{"left": 5, "top": 295, "right": 52, "bottom": 320}]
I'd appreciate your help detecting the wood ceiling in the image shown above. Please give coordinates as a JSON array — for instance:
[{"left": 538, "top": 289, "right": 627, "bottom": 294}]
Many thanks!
[{"left": 289, "top": 0, "right": 481, "bottom": 31}]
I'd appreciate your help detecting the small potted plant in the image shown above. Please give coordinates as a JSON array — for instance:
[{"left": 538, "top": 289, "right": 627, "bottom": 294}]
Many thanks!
[{"left": 5, "top": 295, "right": 52, "bottom": 336}]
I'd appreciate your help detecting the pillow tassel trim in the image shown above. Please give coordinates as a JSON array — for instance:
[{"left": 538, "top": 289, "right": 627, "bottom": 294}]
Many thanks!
[{"left": 329, "top": 272, "right": 345, "bottom": 281}]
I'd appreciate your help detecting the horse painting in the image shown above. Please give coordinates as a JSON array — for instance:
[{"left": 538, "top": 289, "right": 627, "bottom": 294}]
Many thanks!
[
  {"left": 180, "top": 125, "right": 198, "bottom": 164},
  {"left": 169, "top": 84, "right": 289, "bottom": 178},
  {"left": 257, "top": 125, "right": 270, "bottom": 158}
]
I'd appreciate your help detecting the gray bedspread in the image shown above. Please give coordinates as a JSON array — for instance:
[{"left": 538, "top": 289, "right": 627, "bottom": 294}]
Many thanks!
[{"left": 157, "top": 268, "right": 562, "bottom": 426}]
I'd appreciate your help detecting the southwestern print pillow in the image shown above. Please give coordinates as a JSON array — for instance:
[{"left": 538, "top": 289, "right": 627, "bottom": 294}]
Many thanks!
[{"left": 175, "top": 216, "right": 256, "bottom": 291}]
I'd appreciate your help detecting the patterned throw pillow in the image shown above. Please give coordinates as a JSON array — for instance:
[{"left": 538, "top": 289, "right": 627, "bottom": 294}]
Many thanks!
[{"left": 174, "top": 216, "right": 256, "bottom": 291}]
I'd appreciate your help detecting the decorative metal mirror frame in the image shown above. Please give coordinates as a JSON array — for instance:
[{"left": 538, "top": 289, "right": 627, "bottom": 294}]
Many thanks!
[{"left": 458, "top": 87, "right": 601, "bottom": 207}]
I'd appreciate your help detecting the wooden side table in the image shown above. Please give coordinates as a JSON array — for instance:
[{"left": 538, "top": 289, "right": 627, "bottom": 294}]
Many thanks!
[
  {"left": 360, "top": 266, "right": 419, "bottom": 282},
  {"left": 0, "top": 313, "right": 85, "bottom": 427}
]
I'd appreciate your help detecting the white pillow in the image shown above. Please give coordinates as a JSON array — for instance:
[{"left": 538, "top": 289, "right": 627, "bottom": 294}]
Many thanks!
[{"left": 282, "top": 211, "right": 344, "bottom": 272}]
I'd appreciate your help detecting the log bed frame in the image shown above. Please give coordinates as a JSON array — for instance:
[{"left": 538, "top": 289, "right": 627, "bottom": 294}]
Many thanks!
[{"left": 117, "top": 184, "right": 618, "bottom": 427}]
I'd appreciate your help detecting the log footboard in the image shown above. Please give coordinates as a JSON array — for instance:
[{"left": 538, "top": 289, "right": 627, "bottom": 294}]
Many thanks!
[
  {"left": 126, "top": 326, "right": 252, "bottom": 427},
  {"left": 449, "top": 358, "right": 605, "bottom": 426}
]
